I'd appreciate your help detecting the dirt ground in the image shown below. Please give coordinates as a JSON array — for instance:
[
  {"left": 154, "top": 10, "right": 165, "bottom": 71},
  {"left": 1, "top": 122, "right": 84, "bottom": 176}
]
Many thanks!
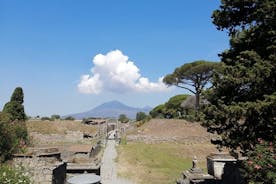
[{"left": 127, "top": 119, "right": 216, "bottom": 144}]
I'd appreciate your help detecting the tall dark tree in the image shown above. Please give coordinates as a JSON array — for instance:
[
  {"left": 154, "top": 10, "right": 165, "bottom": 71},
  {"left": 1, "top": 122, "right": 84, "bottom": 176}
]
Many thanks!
[
  {"left": 163, "top": 60, "right": 217, "bottom": 111},
  {"left": 10, "top": 87, "right": 24, "bottom": 104},
  {"left": 3, "top": 87, "right": 26, "bottom": 121},
  {"left": 0, "top": 87, "right": 28, "bottom": 162},
  {"left": 202, "top": 0, "right": 276, "bottom": 183}
]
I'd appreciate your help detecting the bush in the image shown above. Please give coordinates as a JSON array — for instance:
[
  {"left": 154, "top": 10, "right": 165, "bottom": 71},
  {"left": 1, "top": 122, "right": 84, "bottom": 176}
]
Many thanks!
[
  {"left": 64, "top": 116, "right": 75, "bottom": 120},
  {"left": 136, "top": 112, "right": 148, "bottom": 121},
  {"left": 118, "top": 114, "right": 129, "bottom": 123},
  {"left": 0, "top": 164, "right": 32, "bottom": 184},
  {"left": 150, "top": 94, "right": 189, "bottom": 119},
  {"left": 51, "top": 114, "right": 60, "bottom": 120},
  {"left": 241, "top": 139, "right": 276, "bottom": 183},
  {"left": 0, "top": 112, "right": 28, "bottom": 162},
  {"left": 41, "top": 116, "right": 52, "bottom": 121}
]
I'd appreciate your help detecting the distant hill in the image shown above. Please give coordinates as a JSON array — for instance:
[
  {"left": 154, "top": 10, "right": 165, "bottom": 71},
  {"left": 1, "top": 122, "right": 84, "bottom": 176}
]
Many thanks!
[{"left": 65, "top": 100, "right": 152, "bottom": 119}]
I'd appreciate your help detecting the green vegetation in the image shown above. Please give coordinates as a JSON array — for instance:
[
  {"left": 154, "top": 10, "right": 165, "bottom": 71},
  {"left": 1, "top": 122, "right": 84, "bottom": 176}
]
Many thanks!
[
  {"left": 150, "top": 94, "right": 188, "bottom": 119},
  {"left": 3, "top": 87, "right": 26, "bottom": 121},
  {"left": 41, "top": 116, "right": 52, "bottom": 121},
  {"left": 202, "top": 0, "right": 276, "bottom": 183},
  {"left": 136, "top": 112, "right": 147, "bottom": 121},
  {"left": 163, "top": 61, "right": 217, "bottom": 111},
  {"left": 0, "top": 87, "right": 31, "bottom": 183},
  {"left": 135, "top": 112, "right": 151, "bottom": 127},
  {"left": 51, "top": 114, "right": 60, "bottom": 120},
  {"left": 118, "top": 114, "right": 129, "bottom": 123},
  {"left": 118, "top": 143, "right": 207, "bottom": 184},
  {"left": 0, "top": 164, "right": 32, "bottom": 184},
  {"left": 242, "top": 139, "right": 275, "bottom": 183},
  {"left": 64, "top": 116, "right": 75, "bottom": 120},
  {"left": 0, "top": 87, "right": 28, "bottom": 162}
]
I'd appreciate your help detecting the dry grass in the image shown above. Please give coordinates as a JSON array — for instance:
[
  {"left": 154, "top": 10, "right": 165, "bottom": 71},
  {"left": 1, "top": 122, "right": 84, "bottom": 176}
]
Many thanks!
[{"left": 26, "top": 120, "right": 97, "bottom": 135}]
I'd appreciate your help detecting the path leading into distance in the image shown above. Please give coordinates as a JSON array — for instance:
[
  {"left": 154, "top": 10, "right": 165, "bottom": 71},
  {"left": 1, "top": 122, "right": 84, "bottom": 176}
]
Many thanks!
[{"left": 101, "top": 132, "right": 133, "bottom": 184}]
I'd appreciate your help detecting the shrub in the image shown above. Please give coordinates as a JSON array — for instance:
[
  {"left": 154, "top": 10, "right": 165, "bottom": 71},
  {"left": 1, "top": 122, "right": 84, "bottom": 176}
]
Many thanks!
[
  {"left": 241, "top": 139, "right": 276, "bottom": 183},
  {"left": 41, "top": 116, "right": 52, "bottom": 121},
  {"left": 0, "top": 111, "right": 28, "bottom": 162},
  {"left": 118, "top": 114, "right": 129, "bottom": 123},
  {"left": 136, "top": 112, "right": 147, "bottom": 121},
  {"left": 64, "top": 116, "right": 75, "bottom": 120},
  {"left": 0, "top": 164, "right": 32, "bottom": 184},
  {"left": 51, "top": 114, "right": 60, "bottom": 120}
]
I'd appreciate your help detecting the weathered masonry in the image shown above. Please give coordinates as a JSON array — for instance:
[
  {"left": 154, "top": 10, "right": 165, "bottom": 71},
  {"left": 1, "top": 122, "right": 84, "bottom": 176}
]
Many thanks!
[
  {"left": 177, "top": 152, "right": 243, "bottom": 184},
  {"left": 13, "top": 147, "right": 66, "bottom": 184}
]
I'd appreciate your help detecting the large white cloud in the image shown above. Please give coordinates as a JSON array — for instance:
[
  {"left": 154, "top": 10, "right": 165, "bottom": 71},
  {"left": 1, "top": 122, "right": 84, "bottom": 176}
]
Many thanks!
[{"left": 78, "top": 50, "right": 169, "bottom": 94}]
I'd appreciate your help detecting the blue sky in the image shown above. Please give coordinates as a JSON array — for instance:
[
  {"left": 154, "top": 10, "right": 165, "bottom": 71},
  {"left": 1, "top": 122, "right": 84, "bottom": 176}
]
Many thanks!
[{"left": 0, "top": 0, "right": 229, "bottom": 117}]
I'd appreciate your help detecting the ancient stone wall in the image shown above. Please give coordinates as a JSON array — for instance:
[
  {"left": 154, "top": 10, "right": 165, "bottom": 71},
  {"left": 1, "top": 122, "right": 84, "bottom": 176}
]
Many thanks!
[{"left": 13, "top": 149, "right": 67, "bottom": 184}]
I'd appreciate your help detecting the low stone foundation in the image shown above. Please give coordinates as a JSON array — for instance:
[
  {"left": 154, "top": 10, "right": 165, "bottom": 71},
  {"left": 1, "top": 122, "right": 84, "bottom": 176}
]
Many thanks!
[
  {"left": 176, "top": 153, "right": 243, "bottom": 184},
  {"left": 13, "top": 147, "right": 67, "bottom": 184}
]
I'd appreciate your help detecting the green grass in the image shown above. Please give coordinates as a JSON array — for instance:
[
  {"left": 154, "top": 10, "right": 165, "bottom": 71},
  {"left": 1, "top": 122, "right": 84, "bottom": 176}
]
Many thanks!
[{"left": 117, "top": 143, "right": 206, "bottom": 184}]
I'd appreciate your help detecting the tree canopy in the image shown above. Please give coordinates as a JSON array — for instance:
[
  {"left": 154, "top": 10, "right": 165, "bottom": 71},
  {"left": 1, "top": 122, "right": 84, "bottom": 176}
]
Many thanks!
[
  {"left": 136, "top": 112, "right": 147, "bottom": 121},
  {"left": 150, "top": 94, "right": 188, "bottom": 119},
  {"left": 0, "top": 87, "right": 28, "bottom": 162},
  {"left": 202, "top": 0, "right": 275, "bottom": 182},
  {"left": 3, "top": 87, "right": 26, "bottom": 121},
  {"left": 163, "top": 60, "right": 217, "bottom": 110},
  {"left": 118, "top": 114, "right": 129, "bottom": 123}
]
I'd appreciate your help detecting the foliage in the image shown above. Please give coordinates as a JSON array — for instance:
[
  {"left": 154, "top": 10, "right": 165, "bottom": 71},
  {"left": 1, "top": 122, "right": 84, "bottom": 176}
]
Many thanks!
[
  {"left": 203, "top": 0, "right": 276, "bottom": 151},
  {"left": 150, "top": 104, "right": 165, "bottom": 118},
  {"left": 118, "top": 114, "right": 129, "bottom": 123},
  {"left": 241, "top": 139, "right": 276, "bottom": 183},
  {"left": 0, "top": 87, "right": 28, "bottom": 162},
  {"left": 0, "top": 113, "right": 28, "bottom": 162},
  {"left": 64, "top": 116, "right": 75, "bottom": 120},
  {"left": 163, "top": 61, "right": 217, "bottom": 110},
  {"left": 135, "top": 113, "right": 151, "bottom": 128},
  {"left": 150, "top": 94, "right": 189, "bottom": 119},
  {"left": 2, "top": 87, "right": 26, "bottom": 121},
  {"left": 202, "top": 0, "right": 276, "bottom": 182},
  {"left": 136, "top": 112, "right": 147, "bottom": 121},
  {"left": 10, "top": 87, "right": 24, "bottom": 104},
  {"left": 41, "top": 116, "right": 52, "bottom": 121},
  {"left": 51, "top": 114, "right": 60, "bottom": 120},
  {"left": 0, "top": 164, "right": 32, "bottom": 184}
]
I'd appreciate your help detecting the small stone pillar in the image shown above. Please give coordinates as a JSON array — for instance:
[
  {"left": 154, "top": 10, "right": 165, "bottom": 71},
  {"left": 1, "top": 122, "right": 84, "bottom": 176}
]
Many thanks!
[{"left": 176, "top": 156, "right": 214, "bottom": 184}]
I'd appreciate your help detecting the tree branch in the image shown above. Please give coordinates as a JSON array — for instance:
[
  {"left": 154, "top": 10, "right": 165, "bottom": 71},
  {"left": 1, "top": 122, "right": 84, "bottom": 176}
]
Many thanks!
[{"left": 175, "top": 85, "right": 196, "bottom": 94}]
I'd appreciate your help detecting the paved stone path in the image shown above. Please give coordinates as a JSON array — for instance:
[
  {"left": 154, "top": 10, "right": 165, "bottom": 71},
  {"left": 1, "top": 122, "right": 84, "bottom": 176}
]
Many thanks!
[{"left": 101, "top": 136, "right": 133, "bottom": 184}]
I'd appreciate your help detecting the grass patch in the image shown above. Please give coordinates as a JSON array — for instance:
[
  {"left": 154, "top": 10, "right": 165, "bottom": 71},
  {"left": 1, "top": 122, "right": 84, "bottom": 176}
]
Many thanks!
[{"left": 117, "top": 142, "right": 211, "bottom": 184}]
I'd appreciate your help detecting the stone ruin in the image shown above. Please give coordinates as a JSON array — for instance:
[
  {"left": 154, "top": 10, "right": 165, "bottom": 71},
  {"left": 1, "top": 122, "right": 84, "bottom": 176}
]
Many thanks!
[
  {"left": 13, "top": 147, "right": 66, "bottom": 184},
  {"left": 176, "top": 152, "right": 243, "bottom": 184}
]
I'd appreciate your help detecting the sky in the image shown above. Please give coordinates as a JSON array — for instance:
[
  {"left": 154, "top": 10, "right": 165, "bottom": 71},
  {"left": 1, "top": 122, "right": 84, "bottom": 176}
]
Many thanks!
[{"left": 0, "top": 0, "right": 229, "bottom": 117}]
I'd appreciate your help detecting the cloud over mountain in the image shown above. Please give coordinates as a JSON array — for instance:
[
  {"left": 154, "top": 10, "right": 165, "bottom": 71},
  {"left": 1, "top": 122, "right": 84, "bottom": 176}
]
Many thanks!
[{"left": 78, "top": 50, "right": 168, "bottom": 94}]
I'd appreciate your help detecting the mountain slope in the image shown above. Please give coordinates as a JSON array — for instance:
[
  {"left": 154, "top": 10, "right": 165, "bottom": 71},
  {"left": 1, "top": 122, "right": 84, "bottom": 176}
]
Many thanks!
[{"left": 66, "top": 100, "right": 152, "bottom": 119}]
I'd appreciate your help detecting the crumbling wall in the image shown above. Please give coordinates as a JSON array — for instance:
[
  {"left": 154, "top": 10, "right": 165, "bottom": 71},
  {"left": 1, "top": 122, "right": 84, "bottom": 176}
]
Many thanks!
[{"left": 13, "top": 156, "right": 66, "bottom": 184}]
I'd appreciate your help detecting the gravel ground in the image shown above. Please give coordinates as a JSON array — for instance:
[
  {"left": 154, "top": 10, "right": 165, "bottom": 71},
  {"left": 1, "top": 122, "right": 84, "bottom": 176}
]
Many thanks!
[{"left": 101, "top": 138, "right": 133, "bottom": 184}]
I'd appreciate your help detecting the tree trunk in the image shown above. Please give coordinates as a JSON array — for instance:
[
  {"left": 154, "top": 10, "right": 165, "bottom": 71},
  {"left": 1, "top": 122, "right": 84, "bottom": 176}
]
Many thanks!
[
  {"left": 195, "top": 92, "right": 200, "bottom": 119},
  {"left": 195, "top": 92, "right": 200, "bottom": 111}
]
